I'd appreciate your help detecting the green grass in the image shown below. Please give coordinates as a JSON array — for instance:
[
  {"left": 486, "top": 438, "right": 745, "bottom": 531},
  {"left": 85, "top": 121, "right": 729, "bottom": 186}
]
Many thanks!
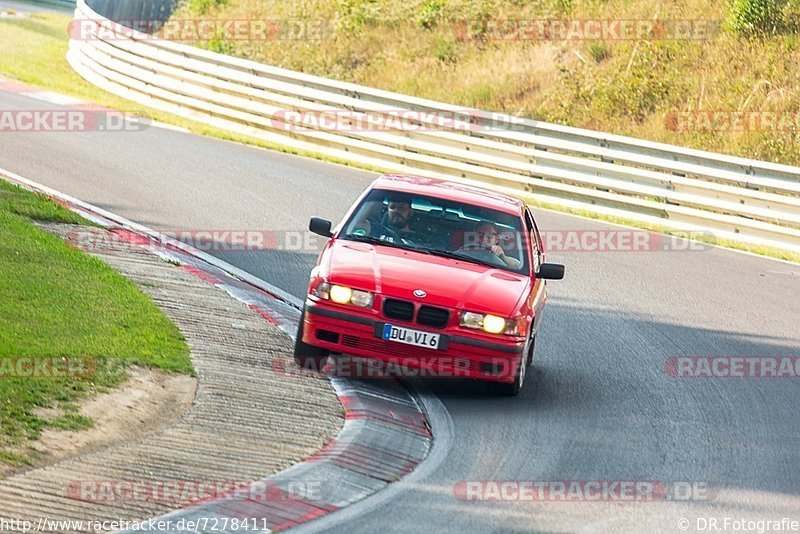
[
  {"left": 0, "top": 180, "right": 191, "bottom": 468},
  {"left": 48, "top": 413, "right": 94, "bottom": 431},
  {"left": 0, "top": 450, "right": 32, "bottom": 468},
  {"left": 0, "top": 182, "right": 89, "bottom": 225}
]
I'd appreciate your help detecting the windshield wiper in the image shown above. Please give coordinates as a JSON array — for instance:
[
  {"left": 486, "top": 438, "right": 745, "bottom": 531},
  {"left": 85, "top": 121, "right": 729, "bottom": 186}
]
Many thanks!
[
  {"left": 342, "top": 236, "right": 504, "bottom": 269},
  {"left": 341, "top": 233, "right": 414, "bottom": 251},
  {"left": 412, "top": 247, "right": 498, "bottom": 268}
]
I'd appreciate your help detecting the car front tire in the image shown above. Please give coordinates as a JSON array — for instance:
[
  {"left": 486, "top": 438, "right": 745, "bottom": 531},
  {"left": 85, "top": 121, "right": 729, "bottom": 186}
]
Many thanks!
[
  {"left": 293, "top": 307, "right": 329, "bottom": 370},
  {"left": 526, "top": 333, "right": 537, "bottom": 368},
  {"left": 494, "top": 330, "right": 533, "bottom": 397},
  {"left": 494, "top": 355, "right": 525, "bottom": 396}
]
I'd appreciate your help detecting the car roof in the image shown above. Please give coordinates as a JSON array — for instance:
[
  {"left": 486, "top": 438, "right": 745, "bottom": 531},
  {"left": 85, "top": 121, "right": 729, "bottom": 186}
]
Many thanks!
[{"left": 370, "top": 175, "right": 525, "bottom": 216}]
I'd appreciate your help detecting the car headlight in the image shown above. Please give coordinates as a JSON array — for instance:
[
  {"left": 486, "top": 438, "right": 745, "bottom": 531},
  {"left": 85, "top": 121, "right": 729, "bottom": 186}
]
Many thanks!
[
  {"left": 329, "top": 284, "right": 352, "bottom": 304},
  {"left": 482, "top": 314, "right": 507, "bottom": 334},
  {"left": 314, "top": 282, "right": 373, "bottom": 308},
  {"left": 460, "top": 311, "right": 520, "bottom": 335}
]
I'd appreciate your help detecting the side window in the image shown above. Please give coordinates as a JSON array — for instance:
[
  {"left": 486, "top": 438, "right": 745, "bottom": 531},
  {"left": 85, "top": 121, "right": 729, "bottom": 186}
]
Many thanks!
[{"left": 524, "top": 208, "right": 542, "bottom": 272}]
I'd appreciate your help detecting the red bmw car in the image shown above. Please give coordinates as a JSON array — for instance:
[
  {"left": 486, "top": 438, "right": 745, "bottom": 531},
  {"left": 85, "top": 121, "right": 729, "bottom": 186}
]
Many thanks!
[{"left": 294, "top": 174, "right": 564, "bottom": 395}]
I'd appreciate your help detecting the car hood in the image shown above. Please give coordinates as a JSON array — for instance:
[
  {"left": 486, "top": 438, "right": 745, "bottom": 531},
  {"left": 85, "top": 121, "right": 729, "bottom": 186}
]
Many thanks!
[{"left": 320, "top": 240, "right": 529, "bottom": 316}]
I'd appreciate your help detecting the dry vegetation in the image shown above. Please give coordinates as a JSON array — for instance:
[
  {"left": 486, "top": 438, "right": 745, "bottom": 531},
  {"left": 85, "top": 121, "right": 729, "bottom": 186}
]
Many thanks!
[{"left": 172, "top": 0, "right": 800, "bottom": 165}]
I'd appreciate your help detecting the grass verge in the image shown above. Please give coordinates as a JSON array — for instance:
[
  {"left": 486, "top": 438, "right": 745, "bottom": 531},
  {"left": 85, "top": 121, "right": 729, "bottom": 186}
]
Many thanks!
[
  {"left": 0, "top": 179, "right": 191, "bottom": 468},
  {"left": 0, "top": 11, "right": 796, "bottom": 266}
]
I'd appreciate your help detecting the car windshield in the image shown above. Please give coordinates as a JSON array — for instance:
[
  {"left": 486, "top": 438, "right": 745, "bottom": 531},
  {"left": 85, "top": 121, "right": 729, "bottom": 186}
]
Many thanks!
[{"left": 339, "top": 188, "right": 530, "bottom": 274}]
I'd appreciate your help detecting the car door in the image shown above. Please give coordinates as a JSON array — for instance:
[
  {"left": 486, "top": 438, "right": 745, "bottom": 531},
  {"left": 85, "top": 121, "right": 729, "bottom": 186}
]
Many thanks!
[{"left": 525, "top": 207, "right": 547, "bottom": 334}]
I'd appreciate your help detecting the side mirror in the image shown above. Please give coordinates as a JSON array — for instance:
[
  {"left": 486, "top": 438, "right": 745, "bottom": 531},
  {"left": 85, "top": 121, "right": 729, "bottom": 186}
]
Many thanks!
[
  {"left": 309, "top": 217, "right": 333, "bottom": 238},
  {"left": 537, "top": 263, "right": 565, "bottom": 280}
]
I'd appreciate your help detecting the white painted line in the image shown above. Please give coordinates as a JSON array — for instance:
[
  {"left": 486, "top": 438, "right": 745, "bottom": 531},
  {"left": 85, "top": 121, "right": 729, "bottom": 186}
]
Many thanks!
[
  {"left": 147, "top": 120, "right": 190, "bottom": 133},
  {"left": 1, "top": 79, "right": 191, "bottom": 133},
  {"left": 25, "top": 91, "right": 88, "bottom": 106}
]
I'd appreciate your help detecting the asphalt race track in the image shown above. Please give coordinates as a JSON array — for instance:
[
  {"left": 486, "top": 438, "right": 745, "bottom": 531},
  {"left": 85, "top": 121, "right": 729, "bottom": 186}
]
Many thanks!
[
  {"left": 0, "top": 0, "right": 72, "bottom": 13},
  {"left": 2, "top": 88, "right": 800, "bottom": 533}
]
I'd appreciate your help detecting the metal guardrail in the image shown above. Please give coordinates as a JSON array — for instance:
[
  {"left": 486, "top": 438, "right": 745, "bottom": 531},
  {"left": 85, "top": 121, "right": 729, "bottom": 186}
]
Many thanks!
[
  {"left": 67, "top": 0, "right": 800, "bottom": 253},
  {"left": 35, "top": 0, "right": 76, "bottom": 8}
]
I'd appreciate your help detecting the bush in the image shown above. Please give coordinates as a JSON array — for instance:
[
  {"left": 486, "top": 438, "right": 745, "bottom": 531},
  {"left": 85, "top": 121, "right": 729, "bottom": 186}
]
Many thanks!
[
  {"left": 602, "top": 44, "right": 678, "bottom": 122},
  {"left": 782, "top": 0, "right": 800, "bottom": 30},
  {"left": 728, "top": 0, "right": 794, "bottom": 34},
  {"left": 418, "top": 0, "right": 445, "bottom": 29},
  {"left": 588, "top": 42, "right": 611, "bottom": 63},
  {"left": 337, "top": 0, "right": 382, "bottom": 32},
  {"left": 434, "top": 34, "right": 458, "bottom": 62},
  {"left": 208, "top": 32, "right": 234, "bottom": 55},
  {"left": 186, "top": 0, "right": 228, "bottom": 16}
]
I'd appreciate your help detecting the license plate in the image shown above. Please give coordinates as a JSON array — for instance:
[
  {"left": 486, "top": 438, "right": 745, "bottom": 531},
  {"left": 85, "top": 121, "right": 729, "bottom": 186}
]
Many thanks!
[{"left": 382, "top": 324, "right": 441, "bottom": 350}]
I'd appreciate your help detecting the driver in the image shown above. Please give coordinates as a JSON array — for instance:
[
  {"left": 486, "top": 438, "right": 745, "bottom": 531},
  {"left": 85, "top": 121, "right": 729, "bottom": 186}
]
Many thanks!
[
  {"left": 364, "top": 193, "right": 427, "bottom": 244},
  {"left": 385, "top": 195, "right": 415, "bottom": 234},
  {"left": 462, "top": 221, "right": 521, "bottom": 269},
  {"left": 352, "top": 193, "right": 441, "bottom": 247}
]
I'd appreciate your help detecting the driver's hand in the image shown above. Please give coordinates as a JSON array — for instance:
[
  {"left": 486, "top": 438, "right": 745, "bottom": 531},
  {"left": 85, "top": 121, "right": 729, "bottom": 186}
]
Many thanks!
[{"left": 490, "top": 244, "right": 505, "bottom": 257}]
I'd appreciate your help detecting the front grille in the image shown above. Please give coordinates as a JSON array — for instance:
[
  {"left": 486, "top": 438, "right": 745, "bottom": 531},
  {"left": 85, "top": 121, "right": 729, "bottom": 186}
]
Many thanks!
[
  {"left": 383, "top": 298, "right": 414, "bottom": 322},
  {"left": 416, "top": 305, "right": 450, "bottom": 328}
]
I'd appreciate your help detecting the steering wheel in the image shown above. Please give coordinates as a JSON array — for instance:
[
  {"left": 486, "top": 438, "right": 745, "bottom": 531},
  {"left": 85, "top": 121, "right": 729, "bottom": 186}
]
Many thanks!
[
  {"left": 456, "top": 245, "right": 506, "bottom": 267},
  {"left": 371, "top": 221, "right": 416, "bottom": 246}
]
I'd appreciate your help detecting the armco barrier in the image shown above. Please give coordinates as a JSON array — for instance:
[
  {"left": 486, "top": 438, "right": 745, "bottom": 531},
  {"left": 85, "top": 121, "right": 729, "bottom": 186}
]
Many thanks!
[
  {"left": 31, "top": 0, "right": 77, "bottom": 8},
  {"left": 67, "top": 0, "right": 800, "bottom": 253}
]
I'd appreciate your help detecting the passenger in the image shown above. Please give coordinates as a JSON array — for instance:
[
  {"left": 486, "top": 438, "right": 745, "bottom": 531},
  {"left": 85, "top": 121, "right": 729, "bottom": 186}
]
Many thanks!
[{"left": 462, "top": 221, "right": 521, "bottom": 269}]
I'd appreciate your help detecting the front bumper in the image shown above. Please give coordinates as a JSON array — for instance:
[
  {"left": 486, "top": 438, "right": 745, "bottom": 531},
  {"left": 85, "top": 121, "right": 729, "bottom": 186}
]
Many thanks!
[{"left": 301, "top": 300, "right": 525, "bottom": 383}]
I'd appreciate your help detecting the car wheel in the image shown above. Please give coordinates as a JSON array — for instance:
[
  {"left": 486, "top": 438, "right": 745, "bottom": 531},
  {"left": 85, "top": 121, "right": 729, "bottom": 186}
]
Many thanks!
[
  {"left": 495, "top": 329, "right": 534, "bottom": 397},
  {"left": 293, "top": 307, "right": 328, "bottom": 370},
  {"left": 494, "top": 355, "right": 524, "bottom": 396},
  {"left": 526, "top": 332, "right": 537, "bottom": 368}
]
